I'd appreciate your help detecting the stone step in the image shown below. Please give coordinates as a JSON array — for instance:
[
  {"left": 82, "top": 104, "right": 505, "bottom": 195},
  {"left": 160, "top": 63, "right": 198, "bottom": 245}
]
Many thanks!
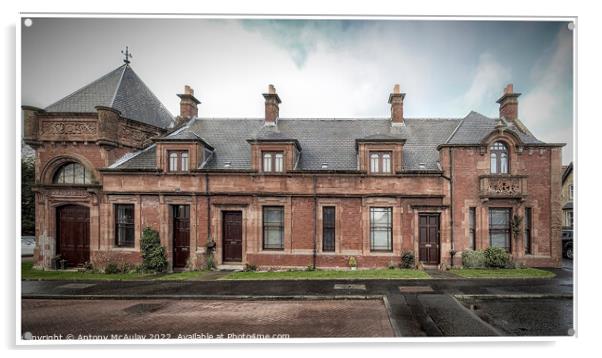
[{"left": 216, "top": 264, "right": 244, "bottom": 271}]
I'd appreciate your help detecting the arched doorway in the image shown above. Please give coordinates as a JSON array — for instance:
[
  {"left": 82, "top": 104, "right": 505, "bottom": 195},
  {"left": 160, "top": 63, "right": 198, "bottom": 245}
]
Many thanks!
[{"left": 56, "top": 204, "right": 90, "bottom": 267}]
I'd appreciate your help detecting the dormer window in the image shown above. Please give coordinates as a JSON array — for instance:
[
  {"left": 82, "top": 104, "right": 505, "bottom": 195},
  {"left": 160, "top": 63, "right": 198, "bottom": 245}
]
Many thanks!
[
  {"left": 369, "top": 151, "right": 392, "bottom": 174},
  {"left": 168, "top": 150, "right": 189, "bottom": 172},
  {"left": 263, "top": 151, "right": 284, "bottom": 173},
  {"left": 490, "top": 141, "right": 509, "bottom": 174}
]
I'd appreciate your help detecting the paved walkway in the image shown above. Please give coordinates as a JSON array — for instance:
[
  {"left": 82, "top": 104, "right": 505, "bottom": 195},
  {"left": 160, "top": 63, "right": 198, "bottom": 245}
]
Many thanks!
[{"left": 424, "top": 269, "right": 462, "bottom": 279}]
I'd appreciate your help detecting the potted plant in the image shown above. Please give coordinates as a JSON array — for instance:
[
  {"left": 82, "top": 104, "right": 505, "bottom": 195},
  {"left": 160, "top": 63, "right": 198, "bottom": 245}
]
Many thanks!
[
  {"left": 206, "top": 239, "right": 216, "bottom": 251},
  {"left": 348, "top": 256, "right": 358, "bottom": 270}
]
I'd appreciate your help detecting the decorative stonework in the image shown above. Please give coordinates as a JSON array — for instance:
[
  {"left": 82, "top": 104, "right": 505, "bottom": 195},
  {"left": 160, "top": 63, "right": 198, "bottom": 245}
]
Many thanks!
[
  {"left": 41, "top": 121, "right": 97, "bottom": 135},
  {"left": 48, "top": 189, "right": 90, "bottom": 198},
  {"left": 119, "top": 125, "right": 148, "bottom": 144},
  {"left": 480, "top": 175, "right": 527, "bottom": 199},
  {"left": 488, "top": 178, "right": 521, "bottom": 195}
]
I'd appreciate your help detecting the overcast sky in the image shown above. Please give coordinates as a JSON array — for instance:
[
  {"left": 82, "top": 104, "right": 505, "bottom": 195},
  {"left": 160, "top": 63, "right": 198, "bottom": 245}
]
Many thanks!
[{"left": 21, "top": 18, "right": 574, "bottom": 164}]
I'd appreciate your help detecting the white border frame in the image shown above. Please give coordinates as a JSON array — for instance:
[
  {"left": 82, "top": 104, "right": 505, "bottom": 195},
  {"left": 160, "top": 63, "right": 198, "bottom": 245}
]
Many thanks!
[{"left": 14, "top": 12, "right": 578, "bottom": 346}]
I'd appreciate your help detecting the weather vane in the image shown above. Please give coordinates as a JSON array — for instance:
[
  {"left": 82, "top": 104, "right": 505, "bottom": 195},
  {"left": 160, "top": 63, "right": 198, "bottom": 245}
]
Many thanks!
[{"left": 121, "top": 46, "right": 133, "bottom": 65}]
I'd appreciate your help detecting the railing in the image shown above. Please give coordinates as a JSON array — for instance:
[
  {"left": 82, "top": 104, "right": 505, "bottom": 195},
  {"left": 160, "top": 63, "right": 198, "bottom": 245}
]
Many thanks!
[{"left": 479, "top": 175, "right": 527, "bottom": 199}]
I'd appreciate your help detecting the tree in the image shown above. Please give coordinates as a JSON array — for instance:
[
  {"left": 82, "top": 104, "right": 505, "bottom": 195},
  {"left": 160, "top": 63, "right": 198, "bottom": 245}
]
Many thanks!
[{"left": 21, "top": 156, "right": 36, "bottom": 236}]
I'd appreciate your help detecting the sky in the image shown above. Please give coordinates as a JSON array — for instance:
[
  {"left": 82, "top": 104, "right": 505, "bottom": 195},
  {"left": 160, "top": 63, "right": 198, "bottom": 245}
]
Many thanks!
[{"left": 21, "top": 18, "right": 574, "bottom": 163}]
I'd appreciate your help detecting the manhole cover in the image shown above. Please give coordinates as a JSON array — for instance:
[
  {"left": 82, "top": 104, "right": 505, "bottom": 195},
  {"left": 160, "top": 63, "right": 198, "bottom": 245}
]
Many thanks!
[
  {"left": 334, "top": 284, "right": 366, "bottom": 290},
  {"left": 124, "top": 303, "right": 166, "bottom": 314},
  {"left": 57, "top": 283, "right": 96, "bottom": 289},
  {"left": 398, "top": 285, "right": 433, "bottom": 293}
]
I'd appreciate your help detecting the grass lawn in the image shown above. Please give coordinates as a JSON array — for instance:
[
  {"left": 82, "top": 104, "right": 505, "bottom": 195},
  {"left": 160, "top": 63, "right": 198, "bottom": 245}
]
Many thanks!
[
  {"left": 450, "top": 268, "right": 555, "bottom": 279},
  {"left": 21, "top": 262, "right": 208, "bottom": 281},
  {"left": 222, "top": 269, "right": 430, "bottom": 280}
]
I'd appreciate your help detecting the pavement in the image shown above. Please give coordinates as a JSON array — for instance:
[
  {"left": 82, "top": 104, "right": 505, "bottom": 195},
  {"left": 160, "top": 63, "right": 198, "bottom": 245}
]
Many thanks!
[
  {"left": 22, "top": 299, "right": 395, "bottom": 339},
  {"left": 21, "top": 267, "right": 574, "bottom": 338}
]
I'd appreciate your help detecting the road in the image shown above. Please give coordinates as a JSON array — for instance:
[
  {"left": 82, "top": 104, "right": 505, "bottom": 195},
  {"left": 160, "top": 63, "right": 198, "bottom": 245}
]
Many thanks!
[{"left": 21, "top": 267, "right": 574, "bottom": 339}]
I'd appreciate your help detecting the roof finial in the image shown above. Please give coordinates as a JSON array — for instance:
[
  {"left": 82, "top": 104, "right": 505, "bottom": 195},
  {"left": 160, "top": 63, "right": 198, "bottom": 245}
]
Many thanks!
[{"left": 121, "top": 46, "right": 133, "bottom": 65}]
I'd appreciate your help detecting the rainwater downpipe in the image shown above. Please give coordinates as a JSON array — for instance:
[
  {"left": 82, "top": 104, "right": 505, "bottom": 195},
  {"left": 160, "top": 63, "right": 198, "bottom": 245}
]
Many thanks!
[
  {"left": 205, "top": 173, "right": 211, "bottom": 245},
  {"left": 312, "top": 175, "right": 317, "bottom": 269},
  {"left": 449, "top": 147, "right": 455, "bottom": 267}
]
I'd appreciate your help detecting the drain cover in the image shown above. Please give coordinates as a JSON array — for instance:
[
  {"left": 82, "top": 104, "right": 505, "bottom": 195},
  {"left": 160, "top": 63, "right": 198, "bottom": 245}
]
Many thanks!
[
  {"left": 334, "top": 284, "right": 366, "bottom": 290},
  {"left": 57, "top": 283, "right": 96, "bottom": 289},
  {"left": 398, "top": 285, "right": 434, "bottom": 293},
  {"left": 124, "top": 303, "right": 166, "bottom": 314}
]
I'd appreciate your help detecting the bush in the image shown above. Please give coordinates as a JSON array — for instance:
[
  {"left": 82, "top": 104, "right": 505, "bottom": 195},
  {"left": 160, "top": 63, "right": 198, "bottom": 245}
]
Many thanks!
[
  {"left": 244, "top": 263, "right": 257, "bottom": 272},
  {"left": 140, "top": 227, "right": 167, "bottom": 273},
  {"left": 347, "top": 256, "right": 357, "bottom": 268},
  {"left": 484, "top": 247, "right": 511, "bottom": 268},
  {"left": 462, "top": 249, "right": 486, "bottom": 268},
  {"left": 400, "top": 251, "right": 415, "bottom": 269},
  {"left": 206, "top": 252, "right": 215, "bottom": 270},
  {"left": 105, "top": 262, "right": 121, "bottom": 274}
]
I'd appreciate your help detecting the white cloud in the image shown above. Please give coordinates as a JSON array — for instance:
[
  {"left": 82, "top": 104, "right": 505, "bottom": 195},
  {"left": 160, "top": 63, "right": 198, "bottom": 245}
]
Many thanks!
[
  {"left": 521, "top": 27, "right": 573, "bottom": 163},
  {"left": 457, "top": 52, "right": 511, "bottom": 116},
  {"left": 521, "top": 27, "right": 573, "bottom": 126}
]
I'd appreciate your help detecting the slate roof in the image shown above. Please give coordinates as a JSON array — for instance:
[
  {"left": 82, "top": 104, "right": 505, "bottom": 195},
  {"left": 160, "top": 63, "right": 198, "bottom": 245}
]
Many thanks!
[
  {"left": 113, "top": 117, "right": 463, "bottom": 171},
  {"left": 445, "top": 111, "right": 542, "bottom": 145},
  {"left": 44, "top": 64, "right": 174, "bottom": 129}
]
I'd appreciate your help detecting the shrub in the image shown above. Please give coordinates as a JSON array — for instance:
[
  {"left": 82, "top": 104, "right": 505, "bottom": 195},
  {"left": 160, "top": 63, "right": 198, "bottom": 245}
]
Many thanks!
[
  {"left": 306, "top": 264, "right": 315, "bottom": 272},
  {"left": 484, "top": 247, "right": 511, "bottom": 268},
  {"left": 400, "top": 251, "right": 415, "bottom": 269},
  {"left": 206, "top": 252, "right": 215, "bottom": 270},
  {"left": 462, "top": 249, "right": 486, "bottom": 268},
  {"left": 105, "top": 262, "right": 120, "bottom": 274},
  {"left": 244, "top": 263, "right": 257, "bottom": 272},
  {"left": 140, "top": 227, "right": 167, "bottom": 273},
  {"left": 347, "top": 256, "right": 357, "bottom": 268}
]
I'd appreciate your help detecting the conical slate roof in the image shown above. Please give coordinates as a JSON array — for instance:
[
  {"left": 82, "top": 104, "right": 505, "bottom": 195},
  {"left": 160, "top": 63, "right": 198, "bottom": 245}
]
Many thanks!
[{"left": 44, "top": 64, "right": 174, "bottom": 129}]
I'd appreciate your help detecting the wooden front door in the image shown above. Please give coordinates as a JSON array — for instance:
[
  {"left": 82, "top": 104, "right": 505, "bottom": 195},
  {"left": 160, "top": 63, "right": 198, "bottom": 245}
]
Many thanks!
[
  {"left": 419, "top": 214, "right": 440, "bottom": 265},
  {"left": 57, "top": 205, "right": 90, "bottom": 267},
  {"left": 172, "top": 205, "right": 190, "bottom": 269},
  {"left": 223, "top": 211, "right": 243, "bottom": 262}
]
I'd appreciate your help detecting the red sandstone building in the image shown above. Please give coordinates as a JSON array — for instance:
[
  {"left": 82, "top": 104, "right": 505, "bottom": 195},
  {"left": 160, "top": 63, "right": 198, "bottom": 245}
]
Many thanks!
[{"left": 23, "top": 61, "right": 564, "bottom": 271}]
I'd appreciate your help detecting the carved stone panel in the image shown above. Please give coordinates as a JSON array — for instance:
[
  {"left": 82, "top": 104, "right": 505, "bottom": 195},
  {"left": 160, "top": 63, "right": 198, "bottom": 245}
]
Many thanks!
[
  {"left": 480, "top": 175, "right": 527, "bottom": 199},
  {"left": 118, "top": 125, "right": 150, "bottom": 147},
  {"left": 40, "top": 121, "right": 97, "bottom": 136}
]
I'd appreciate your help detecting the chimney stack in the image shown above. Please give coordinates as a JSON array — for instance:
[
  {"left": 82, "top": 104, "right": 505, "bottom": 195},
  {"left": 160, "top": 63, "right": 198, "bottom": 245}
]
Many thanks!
[
  {"left": 388, "top": 84, "right": 406, "bottom": 126},
  {"left": 262, "top": 84, "right": 281, "bottom": 125},
  {"left": 176, "top": 85, "right": 201, "bottom": 126},
  {"left": 496, "top": 84, "right": 521, "bottom": 121}
]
